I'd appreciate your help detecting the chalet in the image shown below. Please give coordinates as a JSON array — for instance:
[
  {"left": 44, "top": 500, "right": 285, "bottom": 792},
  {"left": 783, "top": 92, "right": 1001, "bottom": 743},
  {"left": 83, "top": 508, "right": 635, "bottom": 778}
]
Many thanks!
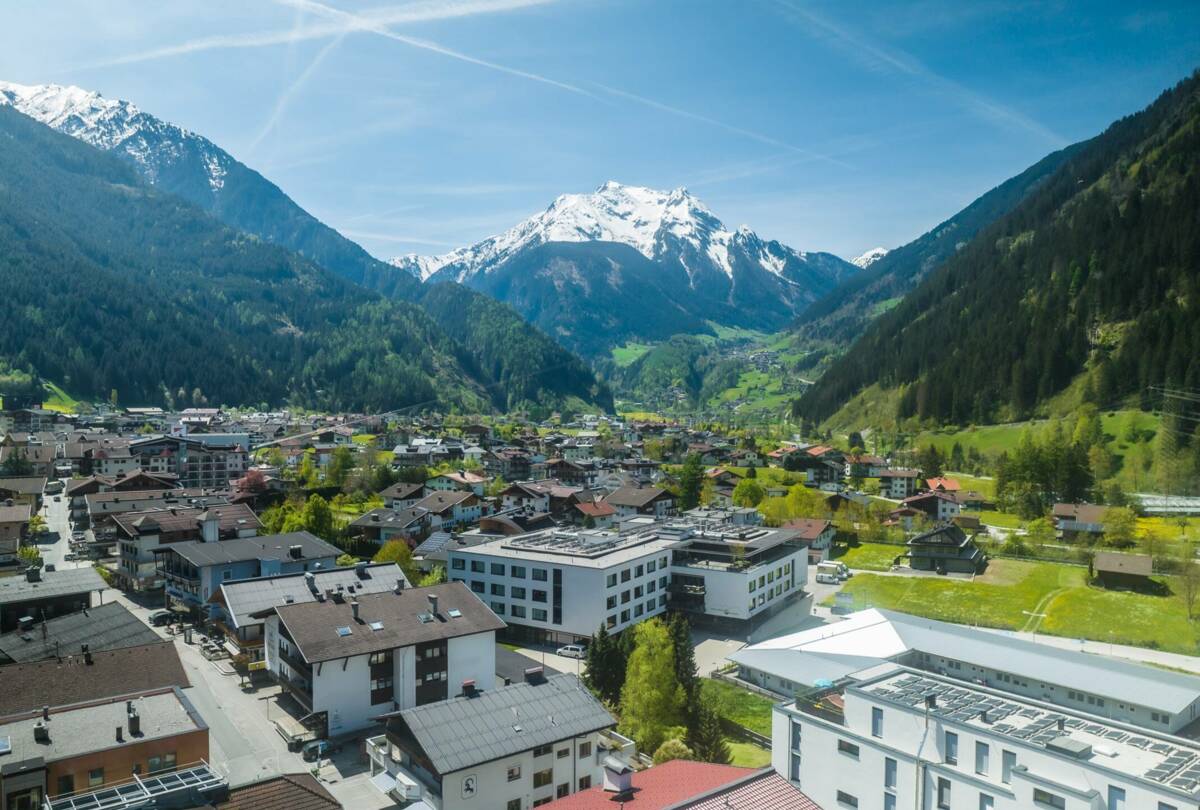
[
  {"left": 499, "top": 482, "right": 551, "bottom": 514},
  {"left": 113, "top": 503, "right": 261, "bottom": 591},
  {"left": 783, "top": 517, "right": 836, "bottom": 563},
  {"left": 379, "top": 481, "right": 426, "bottom": 511},
  {"left": 0, "top": 477, "right": 46, "bottom": 510},
  {"left": 574, "top": 499, "right": 617, "bottom": 528},
  {"left": 426, "top": 471, "right": 487, "bottom": 497},
  {"left": 845, "top": 454, "right": 887, "bottom": 478},
  {"left": 1094, "top": 551, "right": 1154, "bottom": 589},
  {"left": 878, "top": 468, "right": 920, "bottom": 499},
  {"left": 0, "top": 500, "right": 31, "bottom": 567},
  {"left": 603, "top": 486, "right": 674, "bottom": 519},
  {"left": 899, "top": 491, "right": 961, "bottom": 522},
  {"left": 906, "top": 523, "right": 986, "bottom": 574},
  {"left": 349, "top": 508, "right": 432, "bottom": 545},
  {"left": 414, "top": 491, "right": 484, "bottom": 531},
  {"left": 951, "top": 489, "right": 992, "bottom": 510},
  {"left": 925, "top": 476, "right": 960, "bottom": 493},
  {"left": 729, "top": 448, "right": 763, "bottom": 467},
  {"left": 545, "top": 458, "right": 597, "bottom": 488},
  {"left": 1052, "top": 502, "right": 1107, "bottom": 539}
]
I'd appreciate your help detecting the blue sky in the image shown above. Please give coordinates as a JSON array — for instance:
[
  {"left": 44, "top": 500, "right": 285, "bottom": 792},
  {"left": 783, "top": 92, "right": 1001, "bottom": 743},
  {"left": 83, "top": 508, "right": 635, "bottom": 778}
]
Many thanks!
[{"left": 3, "top": 0, "right": 1199, "bottom": 260}]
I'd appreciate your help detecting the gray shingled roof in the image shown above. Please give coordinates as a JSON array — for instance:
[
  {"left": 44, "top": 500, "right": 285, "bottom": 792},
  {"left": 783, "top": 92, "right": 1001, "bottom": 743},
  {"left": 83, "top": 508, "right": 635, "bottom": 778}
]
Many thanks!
[
  {"left": 391, "top": 673, "right": 614, "bottom": 774},
  {"left": 0, "top": 567, "right": 107, "bottom": 605},
  {"left": 158, "top": 531, "right": 339, "bottom": 567},
  {"left": 217, "top": 563, "right": 408, "bottom": 628},
  {"left": 0, "top": 602, "right": 160, "bottom": 663},
  {"left": 276, "top": 581, "right": 504, "bottom": 664}
]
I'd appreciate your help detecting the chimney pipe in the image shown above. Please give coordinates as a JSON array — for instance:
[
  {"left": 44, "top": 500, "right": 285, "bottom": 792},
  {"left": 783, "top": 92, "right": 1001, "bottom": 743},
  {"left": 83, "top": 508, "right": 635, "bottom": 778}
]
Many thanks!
[
  {"left": 427, "top": 593, "right": 438, "bottom": 616},
  {"left": 394, "top": 578, "right": 405, "bottom": 594},
  {"left": 351, "top": 600, "right": 360, "bottom": 621},
  {"left": 42, "top": 705, "right": 49, "bottom": 721},
  {"left": 116, "top": 725, "right": 124, "bottom": 742}
]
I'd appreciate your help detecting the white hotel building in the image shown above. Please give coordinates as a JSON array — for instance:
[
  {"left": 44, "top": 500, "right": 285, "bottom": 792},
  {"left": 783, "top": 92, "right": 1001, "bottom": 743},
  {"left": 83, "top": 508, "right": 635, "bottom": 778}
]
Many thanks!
[
  {"left": 447, "top": 515, "right": 809, "bottom": 645},
  {"left": 773, "top": 662, "right": 1200, "bottom": 810}
]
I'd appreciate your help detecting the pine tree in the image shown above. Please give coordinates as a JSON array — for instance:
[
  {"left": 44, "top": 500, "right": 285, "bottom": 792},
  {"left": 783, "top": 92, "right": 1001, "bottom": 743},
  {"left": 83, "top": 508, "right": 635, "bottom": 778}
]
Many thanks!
[
  {"left": 583, "top": 625, "right": 626, "bottom": 705},
  {"left": 678, "top": 454, "right": 705, "bottom": 511},
  {"left": 667, "top": 613, "right": 699, "bottom": 705},
  {"left": 688, "top": 701, "right": 732, "bottom": 764}
]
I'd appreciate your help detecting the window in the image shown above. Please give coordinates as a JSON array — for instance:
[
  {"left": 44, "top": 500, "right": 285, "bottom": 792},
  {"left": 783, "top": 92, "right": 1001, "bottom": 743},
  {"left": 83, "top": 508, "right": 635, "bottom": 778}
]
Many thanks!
[
  {"left": 836, "top": 791, "right": 858, "bottom": 808},
  {"left": 790, "top": 721, "right": 802, "bottom": 752},
  {"left": 634, "top": 603, "right": 644, "bottom": 617},
  {"left": 533, "top": 608, "right": 548, "bottom": 621},
  {"left": 507, "top": 765, "right": 521, "bottom": 782},
  {"left": 634, "top": 585, "right": 643, "bottom": 598},
  {"left": 647, "top": 581, "right": 656, "bottom": 593},
  {"left": 975, "top": 741, "right": 989, "bottom": 775},
  {"left": 837, "top": 740, "right": 859, "bottom": 759},
  {"left": 533, "top": 800, "right": 551, "bottom": 808},
  {"left": 606, "top": 614, "right": 616, "bottom": 629},
  {"left": 648, "top": 560, "right": 656, "bottom": 572},
  {"left": 871, "top": 707, "right": 884, "bottom": 737},
  {"left": 556, "top": 783, "right": 569, "bottom": 798},
  {"left": 57, "top": 775, "right": 75, "bottom": 796},
  {"left": 1033, "top": 788, "right": 1065, "bottom": 810},
  {"left": 884, "top": 794, "right": 896, "bottom": 810},
  {"left": 148, "top": 753, "right": 176, "bottom": 774},
  {"left": 557, "top": 748, "right": 569, "bottom": 759},
  {"left": 508, "top": 800, "right": 522, "bottom": 810},
  {"left": 369, "top": 651, "right": 392, "bottom": 666},
  {"left": 491, "top": 563, "right": 505, "bottom": 575},
  {"left": 606, "top": 595, "right": 617, "bottom": 609},
  {"left": 579, "top": 776, "right": 592, "bottom": 790},
  {"left": 1001, "top": 750, "right": 1016, "bottom": 784},
  {"left": 936, "top": 778, "right": 951, "bottom": 810},
  {"left": 533, "top": 590, "right": 548, "bottom": 602},
  {"left": 491, "top": 602, "right": 505, "bottom": 615},
  {"left": 89, "top": 768, "right": 105, "bottom": 788},
  {"left": 579, "top": 741, "right": 592, "bottom": 758},
  {"left": 470, "top": 580, "right": 484, "bottom": 594},
  {"left": 533, "top": 568, "right": 548, "bottom": 581},
  {"left": 511, "top": 605, "right": 526, "bottom": 618},
  {"left": 512, "top": 566, "right": 526, "bottom": 579},
  {"left": 944, "top": 731, "right": 958, "bottom": 765},
  {"left": 533, "top": 768, "right": 553, "bottom": 788},
  {"left": 512, "top": 587, "right": 527, "bottom": 600},
  {"left": 659, "top": 595, "right": 668, "bottom": 606},
  {"left": 1159, "top": 803, "right": 1179, "bottom": 810},
  {"left": 635, "top": 564, "right": 644, "bottom": 576},
  {"left": 470, "top": 560, "right": 485, "bottom": 573},
  {"left": 533, "top": 744, "right": 553, "bottom": 757},
  {"left": 621, "top": 590, "right": 631, "bottom": 604},
  {"left": 980, "top": 795, "right": 995, "bottom": 810},
  {"left": 646, "top": 599, "right": 656, "bottom": 613},
  {"left": 1108, "top": 786, "right": 1125, "bottom": 810},
  {"left": 491, "top": 583, "right": 505, "bottom": 596},
  {"left": 620, "top": 610, "right": 630, "bottom": 623},
  {"left": 606, "top": 573, "right": 617, "bottom": 587},
  {"left": 884, "top": 757, "right": 896, "bottom": 789}
]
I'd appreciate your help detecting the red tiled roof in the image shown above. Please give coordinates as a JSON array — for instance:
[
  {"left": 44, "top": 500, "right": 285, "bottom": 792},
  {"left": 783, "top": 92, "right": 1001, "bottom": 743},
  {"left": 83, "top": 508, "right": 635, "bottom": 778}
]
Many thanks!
[
  {"left": 541, "top": 762, "right": 823, "bottom": 810},
  {"left": 782, "top": 518, "right": 832, "bottom": 541},
  {"left": 575, "top": 501, "right": 616, "bottom": 517},
  {"left": 926, "top": 476, "right": 961, "bottom": 491}
]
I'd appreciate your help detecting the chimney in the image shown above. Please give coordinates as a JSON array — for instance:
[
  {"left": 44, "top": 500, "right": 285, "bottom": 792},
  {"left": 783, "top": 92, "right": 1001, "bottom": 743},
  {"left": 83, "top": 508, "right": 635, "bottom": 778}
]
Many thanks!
[
  {"left": 980, "top": 709, "right": 991, "bottom": 724},
  {"left": 351, "top": 600, "right": 360, "bottom": 621},
  {"left": 25, "top": 566, "right": 41, "bottom": 583},
  {"left": 199, "top": 511, "right": 219, "bottom": 543},
  {"left": 128, "top": 706, "right": 141, "bottom": 737},
  {"left": 394, "top": 578, "right": 405, "bottom": 594},
  {"left": 83, "top": 644, "right": 93, "bottom": 665},
  {"left": 41, "top": 705, "right": 49, "bottom": 721},
  {"left": 289, "top": 544, "right": 303, "bottom": 560},
  {"left": 34, "top": 721, "right": 50, "bottom": 744},
  {"left": 355, "top": 561, "right": 368, "bottom": 579},
  {"left": 524, "top": 666, "right": 545, "bottom": 685},
  {"left": 116, "top": 725, "right": 124, "bottom": 743},
  {"left": 427, "top": 593, "right": 438, "bottom": 616},
  {"left": 462, "top": 679, "right": 477, "bottom": 698},
  {"left": 924, "top": 693, "right": 937, "bottom": 711},
  {"left": 305, "top": 571, "right": 317, "bottom": 593},
  {"left": 17, "top": 616, "right": 33, "bottom": 632}
]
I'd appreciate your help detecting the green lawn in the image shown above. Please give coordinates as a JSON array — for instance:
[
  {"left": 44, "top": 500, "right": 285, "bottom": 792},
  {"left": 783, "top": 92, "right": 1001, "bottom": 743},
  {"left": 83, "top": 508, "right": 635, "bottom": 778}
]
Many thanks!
[
  {"left": 700, "top": 679, "right": 774, "bottom": 737},
  {"left": 42, "top": 381, "right": 81, "bottom": 413},
  {"left": 611, "top": 342, "right": 654, "bottom": 367},
  {"left": 351, "top": 433, "right": 377, "bottom": 446},
  {"left": 943, "top": 473, "right": 997, "bottom": 499},
  {"left": 828, "top": 558, "right": 1200, "bottom": 655},
  {"left": 836, "top": 543, "right": 904, "bottom": 572},
  {"left": 726, "top": 740, "right": 771, "bottom": 767},
  {"left": 968, "top": 509, "right": 1026, "bottom": 530}
]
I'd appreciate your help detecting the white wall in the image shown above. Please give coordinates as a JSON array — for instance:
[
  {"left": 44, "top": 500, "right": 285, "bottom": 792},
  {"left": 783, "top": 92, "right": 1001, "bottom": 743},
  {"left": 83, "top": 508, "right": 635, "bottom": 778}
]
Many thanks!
[
  {"left": 448, "top": 632, "right": 497, "bottom": 696},
  {"left": 441, "top": 731, "right": 605, "bottom": 810}
]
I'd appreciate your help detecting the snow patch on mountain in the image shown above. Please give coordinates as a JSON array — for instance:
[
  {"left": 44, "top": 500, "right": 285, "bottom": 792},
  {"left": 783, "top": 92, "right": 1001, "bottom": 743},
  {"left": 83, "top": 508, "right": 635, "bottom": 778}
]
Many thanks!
[
  {"left": 391, "top": 181, "right": 821, "bottom": 284},
  {"left": 852, "top": 246, "right": 889, "bottom": 268},
  {"left": 0, "top": 80, "right": 231, "bottom": 194}
]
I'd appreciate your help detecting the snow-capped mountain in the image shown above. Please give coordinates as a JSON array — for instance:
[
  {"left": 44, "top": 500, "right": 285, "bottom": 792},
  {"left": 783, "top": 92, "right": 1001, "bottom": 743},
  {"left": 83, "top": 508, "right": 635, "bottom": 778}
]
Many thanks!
[
  {"left": 390, "top": 182, "right": 857, "bottom": 355},
  {"left": 851, "top": 246, "right": 889, "bottom": 269}
]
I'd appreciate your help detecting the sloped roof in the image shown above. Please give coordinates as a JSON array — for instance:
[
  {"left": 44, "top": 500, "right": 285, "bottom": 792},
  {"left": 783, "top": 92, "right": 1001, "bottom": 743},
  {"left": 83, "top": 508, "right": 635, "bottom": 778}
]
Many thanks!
[
  {"left": 0, "top": 602, "right": 160, "bottom": 663},
  {"left": 158, "top": 531, "right": 340, "bottom": 567},
  {"left": 216, "top": 563, "right": 408, "bottom": 628},
  {"left": 388, "top": 673, "right": 614, "bottom": 774},
  {"left": 216, "top": 773, "right": 341, "bottom": 810},
  {"left": 0, "top": 566, "right": 107, "bottom": 605}
]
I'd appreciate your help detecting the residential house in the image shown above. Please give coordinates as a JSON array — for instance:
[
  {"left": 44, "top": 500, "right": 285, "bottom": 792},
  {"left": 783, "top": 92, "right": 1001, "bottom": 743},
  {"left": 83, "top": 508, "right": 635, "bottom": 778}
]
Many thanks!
[
  {"left": 906, "top": 523, "right": 985, "bottom": 574},
  {"left": 367, "top": 672, "right": 616, "bottom": 810},
  {"left": 782, "top": 518, "right": 836, "bottom": 564},
  {"left": 603, "top": 487, "right": 674, "bottom": 519},
  {"left": 349, "top": 508, "right": 432, "bottom": 545},
  {"left": 844, "top": 454, "right": 887, "bottom": 478},
  {"left": 153, "top": 531, "right": 341, "bottom": 615},
  {"left": 378, "top": 481, "right": 426, "bottom": 511},
  {"left": 426, "top": 471, "right": 488, "bottom": 497},
  {"left": 0, "top": 500, "right": 30, "bottom": 568},
  {"left": 263, "top": 582, "right": 503, "bottom": 736},
  {"left": 0, "top": 566, "right": 108, "bottom": 632},
  {"left": 878, "top": 469, "right": 921, "bottom": 499},
  {"left": 414, "top": 491, "right": 484, "bottom": 531},
  {"left": 1094, "top": 551, "right": 1154, "bottom": 590},
  {"left": 0, "top": 478, "right": 46, "bottom": 511},
  {"left": 0, "top": 602, "right": 160, "bottom": 665},
  {"left": 113, "top": 503, "right": 261, "bottom": 591},
  {"left": 1052, "top": 502, "right": 1107, "bottom": 539},
  {"left": 898, "top": 491, "right": 961, "bottom": 523},
  {"left": 129, "top": 434, "right": 248, "bottom": 489}
]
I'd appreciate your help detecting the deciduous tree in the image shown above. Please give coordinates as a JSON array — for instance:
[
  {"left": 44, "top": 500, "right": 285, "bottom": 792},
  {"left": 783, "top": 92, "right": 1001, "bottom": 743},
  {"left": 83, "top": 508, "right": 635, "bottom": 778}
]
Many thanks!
[{"left": 619, "top": 619, "right": 687, "bottom": 753}]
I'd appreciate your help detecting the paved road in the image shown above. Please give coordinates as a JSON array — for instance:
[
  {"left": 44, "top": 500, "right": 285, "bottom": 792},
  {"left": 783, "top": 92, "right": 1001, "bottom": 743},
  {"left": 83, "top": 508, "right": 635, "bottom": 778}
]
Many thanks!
[
  {"left": 979, "top": 625, "right": 1200, "bottom": 675},
  {"left": 36, "top": 483, "right": 84, "bottom": 571}
]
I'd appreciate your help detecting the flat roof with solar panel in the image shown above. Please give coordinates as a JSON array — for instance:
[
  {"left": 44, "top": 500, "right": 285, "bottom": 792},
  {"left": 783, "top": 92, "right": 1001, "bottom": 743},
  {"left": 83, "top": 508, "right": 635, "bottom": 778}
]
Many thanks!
[{"left": 856, "top": 666, "right": 1200, "bottom": 796}]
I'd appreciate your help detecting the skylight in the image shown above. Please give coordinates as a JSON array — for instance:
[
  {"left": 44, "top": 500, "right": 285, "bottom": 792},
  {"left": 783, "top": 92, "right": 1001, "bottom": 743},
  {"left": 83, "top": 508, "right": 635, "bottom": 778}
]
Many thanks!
[
  {"left": 0, "top": 736, "right": 11, "bottom": 756},
  {"left": 448, "top": 608, "right": 462, "bottom": 618},
  {"left": 336, "top": 626, "right": 352, "bottom": 637},
  {"left": 369, "top": 621, "right": 384, "bottom": 631}
]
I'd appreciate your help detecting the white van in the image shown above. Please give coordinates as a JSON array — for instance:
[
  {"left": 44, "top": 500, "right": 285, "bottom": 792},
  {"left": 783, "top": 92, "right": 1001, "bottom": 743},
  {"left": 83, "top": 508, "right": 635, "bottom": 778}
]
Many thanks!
[{"left": 815, "top": 561, "right": 844, "bottom": 584}]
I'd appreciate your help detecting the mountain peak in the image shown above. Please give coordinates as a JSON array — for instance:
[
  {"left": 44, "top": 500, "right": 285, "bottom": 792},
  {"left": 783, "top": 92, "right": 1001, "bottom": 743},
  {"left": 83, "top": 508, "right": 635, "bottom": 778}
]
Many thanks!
[{"left": 851, "top": 246, "right": 889, "bottom": 268}]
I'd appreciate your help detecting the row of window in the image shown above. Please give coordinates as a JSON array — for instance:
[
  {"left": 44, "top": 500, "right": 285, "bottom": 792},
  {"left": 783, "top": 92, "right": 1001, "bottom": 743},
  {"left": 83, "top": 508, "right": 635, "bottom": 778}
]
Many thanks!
[
  {"left": 749, "top": 579, "right": 791, "bottom": 610},
  {"left": 491, "top": 602, "right": 549, "bottom": 621},
  {"left": 604, "top": 557, "right": 670, "bottom": 588},
  {"left": 452, "top": 558, "right": 550, "bottom": 580},
  {"left": 605, "top": 580, "right": 659, "bottom": 609},
  {"left": 605, "top": 596, "right": 668, "bottom": 629},
  {"left": 747, "top": 562, "right": 793, "bottom": 593},
  {"left": 57, "top": 753, "right": 177, "bottom": 795}
]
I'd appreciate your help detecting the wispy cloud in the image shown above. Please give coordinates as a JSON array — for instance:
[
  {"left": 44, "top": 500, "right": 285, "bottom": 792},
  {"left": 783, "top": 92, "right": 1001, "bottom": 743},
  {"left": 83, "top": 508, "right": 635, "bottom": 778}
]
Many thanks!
[
  {"left": 774, "top": 0, "right": 1066, "bottom": 147},
  {"left": 247, "top": 32, "right": 346, "bottom": 154}
]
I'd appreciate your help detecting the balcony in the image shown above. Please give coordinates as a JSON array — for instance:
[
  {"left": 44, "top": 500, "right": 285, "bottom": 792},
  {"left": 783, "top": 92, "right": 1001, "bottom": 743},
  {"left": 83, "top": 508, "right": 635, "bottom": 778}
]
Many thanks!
[
  {"left": 794, "top": 686, "right": 846, "bottom": 726},
  {"left": 366, "top": 735, "right": 441, "bottom": 809}
]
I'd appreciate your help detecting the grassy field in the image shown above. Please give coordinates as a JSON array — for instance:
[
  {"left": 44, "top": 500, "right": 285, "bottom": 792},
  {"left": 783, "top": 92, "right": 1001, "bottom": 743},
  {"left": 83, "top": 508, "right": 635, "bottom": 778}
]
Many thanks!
[
  {"left": 726, "top": 740, "right": 771, "bottom": 767},
  {"left": 965, "top": 509, "right": 1026, "bottom": 530},
  {"left": 943, "top": 472, "right": 997, "bottom": 499},
  {"left": 42, "top": 381, "right": 81, "bottom": 413},
  {"left": 701, "top": 678, "right": 774, "bottom": 737},
  {"left": 611, "top": 342, "right": 654, "bottom": 367},
  {"left": 836, "top": 543, "right": 904, "bottom": 572},
  {"left": 351, "top": 433, "right": 376, "bottom": 446},
  {"left": 829, "top": 558, "right": 1200, "bottom": 654}
]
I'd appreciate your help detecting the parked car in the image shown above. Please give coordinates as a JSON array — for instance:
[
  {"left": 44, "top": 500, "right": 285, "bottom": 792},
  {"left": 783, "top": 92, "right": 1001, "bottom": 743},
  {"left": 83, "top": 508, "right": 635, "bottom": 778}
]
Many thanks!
[
  {"left": 148, "top": 609, "right": 174, "bottom": 627},
  {"left": 71, "top": 531, "right": 85, "bottom": 541},
  {"left": 302, "top": 739, "right": 333, "bottom": 762},
  {"left": 557, "top": 644, "right": 586, "bottom": 659}
]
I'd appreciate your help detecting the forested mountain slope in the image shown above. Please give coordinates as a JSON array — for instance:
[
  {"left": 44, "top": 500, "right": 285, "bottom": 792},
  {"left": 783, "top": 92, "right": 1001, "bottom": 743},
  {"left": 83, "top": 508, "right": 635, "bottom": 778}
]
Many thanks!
[
  {"left": 0, "top": 105, "right": 591, "bottom": 412},
  {"left": 801, "top": 71, "right": 1200, "bottom": 425}
]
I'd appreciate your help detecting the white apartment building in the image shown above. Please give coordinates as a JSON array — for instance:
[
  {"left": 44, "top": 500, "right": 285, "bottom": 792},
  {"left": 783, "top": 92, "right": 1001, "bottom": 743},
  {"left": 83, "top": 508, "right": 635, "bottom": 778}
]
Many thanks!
[
  {"left": 263, "top": 581, "right": 503, "bottom": 736},
  {"left": 773, "top": 662, "right": 1200, "bottom": 810},
  {"left": 448, "top": 515, "right": 810, "bottom": 644},
  {"left": 447, "top": 518, "right": 676, "bottom": 645},
  {"left": 368, "top": 671, "right": 619, "bottom": 810},
  {"left": 732, "top": 608, "right": 1200, "bottom": 734}
]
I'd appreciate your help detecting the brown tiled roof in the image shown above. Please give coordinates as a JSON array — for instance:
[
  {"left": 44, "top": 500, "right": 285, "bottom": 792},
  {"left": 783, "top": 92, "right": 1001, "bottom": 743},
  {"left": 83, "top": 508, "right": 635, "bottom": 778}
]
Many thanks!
[
  {"left": 378, "top": 481, "right": 425, "bottom": 501},
  {"left": 1094, "top": 551, "right": 1153, "bottom": 576},
  {"left": 0, "top": 641, "right": 189, "bottom": 715},
  {"left": 0, "top": 477, "right": 47, "bottom": 496},
  {"left": 275, "top": 582, "right": 504, "bottom": 663},
  {"left": 414, "top": 490, "right": 476, "bottom": 514},
  {"left": 604, "top": 486, "right": 669, "bottom": 508},
  {"left": 113, "top": 503, "right": 260, "bottom": 536},
  {"left": 216, "top": 773, "right": 341, "bottom": 810},
  {"left": 781, "top": 518, "right": 832, "bottom": 541}
]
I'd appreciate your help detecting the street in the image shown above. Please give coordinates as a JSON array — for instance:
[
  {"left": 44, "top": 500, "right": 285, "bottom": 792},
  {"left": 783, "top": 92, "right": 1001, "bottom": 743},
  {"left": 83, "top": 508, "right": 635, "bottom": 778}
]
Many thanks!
[{"left": 36, "top": 483, "right": 86, "bottom": 571}]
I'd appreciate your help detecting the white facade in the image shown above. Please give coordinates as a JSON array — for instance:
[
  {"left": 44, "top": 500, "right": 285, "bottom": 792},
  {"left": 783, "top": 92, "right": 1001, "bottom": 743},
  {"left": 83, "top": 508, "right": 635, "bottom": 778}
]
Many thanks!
[
  {"left": 670, "top": 546, "right": 807, "bottom": 621},
  {"left": 264, "top": 618, "right": 498, "bottom": 736},
  {"left": 773, "top": 664, "right": 1200, "bottom": 810}
]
